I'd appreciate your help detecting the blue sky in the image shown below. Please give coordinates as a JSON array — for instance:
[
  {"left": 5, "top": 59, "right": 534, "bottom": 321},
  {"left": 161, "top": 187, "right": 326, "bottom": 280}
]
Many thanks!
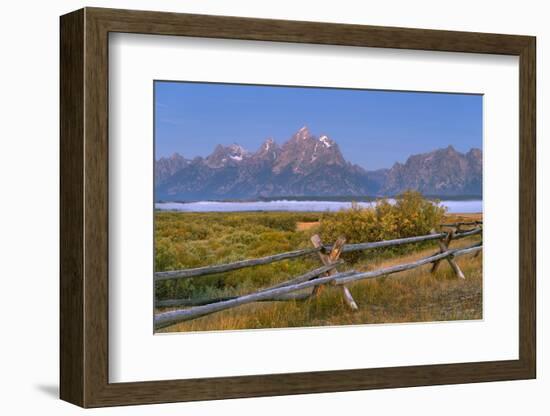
[{"left": 155, "top": 81, "right": 482, "bottom": 170}]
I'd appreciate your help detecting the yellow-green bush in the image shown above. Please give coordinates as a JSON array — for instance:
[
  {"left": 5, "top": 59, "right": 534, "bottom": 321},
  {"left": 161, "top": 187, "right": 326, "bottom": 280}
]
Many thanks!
[{"left": 319, "top": 191, "right": 446, "bottom": 254}]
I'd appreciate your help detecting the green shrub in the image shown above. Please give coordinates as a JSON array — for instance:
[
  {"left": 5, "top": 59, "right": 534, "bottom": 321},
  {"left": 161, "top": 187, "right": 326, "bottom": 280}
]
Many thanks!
[
  {"left": 319, "top": 191, "right": 446, "bottom": 259},
  {"left": 155, "top": 237, "right": 178, "bottom": 271}
]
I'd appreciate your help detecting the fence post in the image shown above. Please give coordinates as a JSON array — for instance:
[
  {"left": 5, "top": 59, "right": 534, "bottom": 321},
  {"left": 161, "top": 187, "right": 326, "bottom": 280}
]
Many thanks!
[
  {"left": 474, "top": 225, "right": 483, "bottom": 258},
  {"left": 430, "top": 229, "right": 452, "bottom": 273},
  {"left": 311, "top": 234, "right": 358, "bottom": 310},
  {"left": 430, "top": 228, "right": 465, "bottom": 279}
]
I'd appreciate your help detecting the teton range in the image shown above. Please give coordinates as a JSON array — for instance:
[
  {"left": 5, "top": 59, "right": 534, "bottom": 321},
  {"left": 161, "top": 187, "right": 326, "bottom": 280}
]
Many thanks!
[{"left": 155, "top": 126, "right": 482, "bottom": 201}]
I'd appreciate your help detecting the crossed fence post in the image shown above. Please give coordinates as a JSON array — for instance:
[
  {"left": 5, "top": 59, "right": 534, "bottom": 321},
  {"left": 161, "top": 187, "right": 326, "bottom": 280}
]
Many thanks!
[
  {"left": 311, "top": 234, "right": 358, "bottom": 311},
  {"left": 430, "top": 228, "right": 465, "bottom": 279}
]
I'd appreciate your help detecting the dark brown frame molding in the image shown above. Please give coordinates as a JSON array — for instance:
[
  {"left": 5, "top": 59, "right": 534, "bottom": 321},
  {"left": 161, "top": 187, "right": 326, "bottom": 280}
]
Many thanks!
[{"left": 60, "top": 7, "right": 536, "bottom": 408}]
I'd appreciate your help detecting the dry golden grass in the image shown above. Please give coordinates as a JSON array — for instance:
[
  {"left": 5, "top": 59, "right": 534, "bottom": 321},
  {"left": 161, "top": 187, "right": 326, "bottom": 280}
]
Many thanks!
[
  {"left": 157, "top": 232, "right": 482, "bottom": 333},
  {"left": 443, "top": 212, "right": 483, "bottom": 223}
]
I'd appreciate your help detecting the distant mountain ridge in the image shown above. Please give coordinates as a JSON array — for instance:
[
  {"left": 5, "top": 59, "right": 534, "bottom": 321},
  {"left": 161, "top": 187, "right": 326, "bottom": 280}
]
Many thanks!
[
  {"left": 381, "top": 145, "right": 482, "bottom": 197},
  {"left": 155, "top": 126, "right": 482, "bottom": 201}
]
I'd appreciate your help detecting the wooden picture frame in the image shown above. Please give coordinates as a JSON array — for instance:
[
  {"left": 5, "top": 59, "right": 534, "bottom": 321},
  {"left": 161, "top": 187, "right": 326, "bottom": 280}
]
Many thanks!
[{"left": 60, "top": 7, "right": 536, "bottom": 408}]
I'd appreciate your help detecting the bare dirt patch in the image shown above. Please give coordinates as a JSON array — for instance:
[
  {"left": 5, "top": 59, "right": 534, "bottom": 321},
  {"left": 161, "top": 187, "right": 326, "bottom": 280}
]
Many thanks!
[{"left": 296, "top": 221, "right": 320, "bottom": 231}]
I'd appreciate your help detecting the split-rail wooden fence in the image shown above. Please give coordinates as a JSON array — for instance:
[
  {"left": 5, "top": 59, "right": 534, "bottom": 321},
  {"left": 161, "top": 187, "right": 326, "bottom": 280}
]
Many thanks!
[{"left": 154, "top": 222, "right": 482, "bottom": 330}]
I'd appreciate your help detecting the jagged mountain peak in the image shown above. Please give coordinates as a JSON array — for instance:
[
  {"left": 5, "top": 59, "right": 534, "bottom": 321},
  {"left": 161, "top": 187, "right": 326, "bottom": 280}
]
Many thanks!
[
  {"left": 467, "top": 147, "right": 482, "bottom": 158},
  {"left": 382, "top": 145, "right": 482, "bottom": 196},
  {"left": 155, "top": 152, "right": 191, "bottom": 185},
  {"left": 251, "top": 137, "right": 281, "bottom": 163},
  {"left": 206, "top": 143, "right": 249, "bottom": 167},
  {"left": 273, "top": 128, "right": 345, "bottom": 174},
  {"left": 254, "top": 138, "right": 281, "bottom": 161},
  {"left": 228, "top": 143, "right": 248, "bottom": 154},
  {"left": 259, "top": 137, "right": 277, "bottom": 149},
  {"left": 168, "top": 152, "right": 186, "bottom": 160},
  {"left": 293, "top": 125, "right": 313, "bottom": 141},
  {"left": 441, "top": 145, "right": 461, "bottom": 157}
]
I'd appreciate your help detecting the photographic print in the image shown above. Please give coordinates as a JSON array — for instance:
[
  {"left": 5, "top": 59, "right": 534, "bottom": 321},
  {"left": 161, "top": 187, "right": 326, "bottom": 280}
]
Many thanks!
[{"left": 153, "top": 81, "right": 483, "bottom": 333}]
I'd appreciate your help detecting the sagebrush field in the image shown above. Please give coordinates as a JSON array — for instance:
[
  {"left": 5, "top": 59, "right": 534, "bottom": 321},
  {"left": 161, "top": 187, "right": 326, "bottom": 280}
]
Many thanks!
[{"left": 154, "top": 193, "right": 482, "bottom": 332}]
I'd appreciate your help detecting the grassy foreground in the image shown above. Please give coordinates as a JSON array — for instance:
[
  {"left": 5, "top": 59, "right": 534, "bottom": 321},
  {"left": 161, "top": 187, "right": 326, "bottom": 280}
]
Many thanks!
[{"left": 155, "top": 205, "right": 482, "bottom": 333}]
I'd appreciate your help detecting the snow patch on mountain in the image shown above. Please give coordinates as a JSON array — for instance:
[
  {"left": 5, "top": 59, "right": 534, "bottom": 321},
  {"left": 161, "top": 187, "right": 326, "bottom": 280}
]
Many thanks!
[{"left": 319, "top": 135, "right": 332, "bottom": 148}]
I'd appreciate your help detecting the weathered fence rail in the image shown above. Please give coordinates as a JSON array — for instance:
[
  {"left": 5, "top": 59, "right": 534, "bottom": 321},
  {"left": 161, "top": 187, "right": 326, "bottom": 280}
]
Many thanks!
[
  {"left": 155, "top": 227, "right": 482, "bottom": 282},
  {"left": 440, "top": 220, "right": 482, "bottom": 228},
  {"left": 155, "top": 262, "right": 346, "bottom": 308},
  {"left": 154, "top": 221, "right": 483, "bottom": 330}
]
